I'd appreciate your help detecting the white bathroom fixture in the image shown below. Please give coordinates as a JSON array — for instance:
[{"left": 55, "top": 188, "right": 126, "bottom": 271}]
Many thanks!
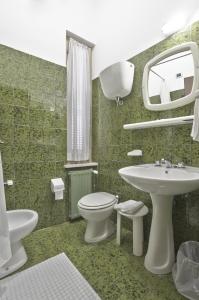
[
  {"left": 119, "top": 164, "right": 199, "bottom": 195},
  {"left": 119, "top": 164, "right": 199, "bottom": 275},
  {"left": 78, "top": 192, "right": 117, "bottom": 243},
  {"left": 51, "top": 178, "right": 65, "bottom": 200},
  {"left": 0, "top": 209, "right": 38, "bottom": 278},
  {"left": 99, "top": 61, "right": 134, "bottom": 105}
]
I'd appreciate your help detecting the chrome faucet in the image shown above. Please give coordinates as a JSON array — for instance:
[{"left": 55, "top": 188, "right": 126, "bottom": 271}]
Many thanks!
[
  {"left": 176, "top": 162, "right": 185, "bottom": 168},
  {"left": 161, "top": 158, "right": 172, "bottom": 168},
  {"left": 154, "top": 158, "right": 172, "bottom": 168},
  {"left": 155, "top": 158, "right": 185, "bottom": 169},
  {"left": 154, "top": 160, "right": 161, "bottom": 167}
]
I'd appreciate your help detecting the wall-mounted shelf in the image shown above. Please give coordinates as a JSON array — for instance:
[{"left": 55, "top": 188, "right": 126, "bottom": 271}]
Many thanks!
[{"left": 123, "top": 115, "right": 194, "bottom": 130}]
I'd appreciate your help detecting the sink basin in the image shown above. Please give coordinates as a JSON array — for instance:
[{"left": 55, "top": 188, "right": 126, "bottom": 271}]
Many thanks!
[
  {"left": 118, "top": 164, "right": 199, "bottom": 275},
  {"left": 119, "top": 164, "right": 199, "bottom": 195}
]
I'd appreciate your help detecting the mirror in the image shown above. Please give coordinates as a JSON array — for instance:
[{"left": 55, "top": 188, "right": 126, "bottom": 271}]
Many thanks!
[
  {"left": 143, "top": 42, "right": 199, "bottom": 111},
  {"left": 149, "top": 50, "right": 194, "bottom": 104}
]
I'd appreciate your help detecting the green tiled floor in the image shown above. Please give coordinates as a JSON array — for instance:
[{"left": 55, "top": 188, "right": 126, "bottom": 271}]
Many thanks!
[{"left": 22, "top": 221, "right": 184, "bottom": 300}]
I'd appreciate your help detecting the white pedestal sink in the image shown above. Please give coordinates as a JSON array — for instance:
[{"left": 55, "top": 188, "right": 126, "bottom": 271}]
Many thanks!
[{"left": 119, "top": 164, "right": 199, "bottom": 274}]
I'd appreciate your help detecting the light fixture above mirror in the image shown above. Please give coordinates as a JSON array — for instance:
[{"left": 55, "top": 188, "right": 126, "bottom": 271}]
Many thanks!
[
  {"left": 161, "top": 14, "right": 188, "bottom": 36},
  {"left": 142, "top": 42, "right": 199, "bottom": 111}
]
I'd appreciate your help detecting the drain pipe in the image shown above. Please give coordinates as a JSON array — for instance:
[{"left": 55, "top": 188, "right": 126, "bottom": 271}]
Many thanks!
[{"left": 115, "top": 97, "right": 123, "bottom": 106}]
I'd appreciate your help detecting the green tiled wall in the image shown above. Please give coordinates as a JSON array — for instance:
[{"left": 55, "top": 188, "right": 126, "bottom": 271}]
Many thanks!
[
  {"left": 0, "top": 44, "right": 67, "bottom": 229},
  {"left": 92, "top": 21, "right": 199, "bottom": 250}
]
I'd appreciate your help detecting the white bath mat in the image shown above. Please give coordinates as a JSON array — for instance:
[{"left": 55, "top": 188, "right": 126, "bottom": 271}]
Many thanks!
[{"left": 0, "top": 253, "right": 101, "bottom": 300}]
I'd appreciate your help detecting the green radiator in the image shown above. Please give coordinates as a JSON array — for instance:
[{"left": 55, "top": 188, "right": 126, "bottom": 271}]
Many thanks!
[{"left": 68, "top": 169, "right": 92, "bottom": 219}]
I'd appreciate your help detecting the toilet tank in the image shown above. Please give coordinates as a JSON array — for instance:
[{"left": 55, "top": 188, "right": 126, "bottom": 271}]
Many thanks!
[{"left": 99, "top": 61, "right": 135, "bottom": 100}]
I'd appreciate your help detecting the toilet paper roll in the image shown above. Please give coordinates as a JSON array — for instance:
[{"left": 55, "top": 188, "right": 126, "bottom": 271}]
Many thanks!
[{"left": 55, "top": 190, "right": 63, "bottom": 200}]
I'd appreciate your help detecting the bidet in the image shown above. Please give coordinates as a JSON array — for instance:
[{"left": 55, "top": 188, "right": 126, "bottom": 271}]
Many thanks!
[{"left": 0, "top": 209, "right": 38, "bottom": 278}]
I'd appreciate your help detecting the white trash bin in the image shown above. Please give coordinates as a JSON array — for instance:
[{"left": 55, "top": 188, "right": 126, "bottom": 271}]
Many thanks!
[{"left": 172, "top": 241, "right": 199, "bottom": 300}]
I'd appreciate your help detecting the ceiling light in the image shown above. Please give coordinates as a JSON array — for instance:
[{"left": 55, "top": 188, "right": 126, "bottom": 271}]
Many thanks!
[{"left": 162, "top": 14, "right": 187, "bottom": 37}]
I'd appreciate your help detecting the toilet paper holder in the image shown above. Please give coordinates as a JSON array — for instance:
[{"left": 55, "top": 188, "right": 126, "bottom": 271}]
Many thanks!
[{"left": 51, "top": 178, "right": 65, "bottom": 200}]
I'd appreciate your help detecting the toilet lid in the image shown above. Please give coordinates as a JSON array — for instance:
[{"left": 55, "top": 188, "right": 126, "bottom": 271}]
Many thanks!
[{"left": 78, "top": 192, "right": 116, "bottom": 209}]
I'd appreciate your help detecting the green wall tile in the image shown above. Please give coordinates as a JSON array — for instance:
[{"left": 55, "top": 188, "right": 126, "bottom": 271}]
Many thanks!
[
  {"left": 29, "top": 127, "right": 43, "bottom": 144},
  {"left": 29, "top": 108, "right": 45, "bottom": 127},
  {"left": 92, "top": 20, "right": 199, "bottom": 250},
  {"left": 13, "top": 88, "right": 29, "bottom": 107},
  {"left": 0, "top": 123, "right": 14, "bottom": 144},
  {"left": 29, "top": 162, "right": 45, "bottom": 179},
  {"left": 43, "top": 161, "right": 56, "bottom": 178},
  {"left": 0, "top": 85, "right": 13, "bottom": 104},
  {"left": 14, "top": 106, "right": 29, "bottom": 125},
  {"left": 14, "top": 143, "right": 29, "bottom": 162},
  {"left": 0, "top": 44, "right": 67, "bottom": 229},
  {"left": 14, "top": 125, "right": 30, "bottom": 145},
  {"left": 14, "top": 162, "right": 30, "bottom": 179},
  {"left": 0, "top": 104, "right": 14, "bottom": 124}
]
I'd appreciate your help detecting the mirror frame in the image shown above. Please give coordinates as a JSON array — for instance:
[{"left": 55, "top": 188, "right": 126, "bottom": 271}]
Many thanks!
[{"left": 142, "top": 42, "right": 199, "bottom": 111}]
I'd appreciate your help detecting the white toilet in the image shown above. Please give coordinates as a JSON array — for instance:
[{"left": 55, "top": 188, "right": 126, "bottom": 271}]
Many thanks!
[
  {"left": 78, "top": 192, "right": 117, "bottom": 243},
  {"left": 0, "top": 209, "right": 38, "bottom": 278}
]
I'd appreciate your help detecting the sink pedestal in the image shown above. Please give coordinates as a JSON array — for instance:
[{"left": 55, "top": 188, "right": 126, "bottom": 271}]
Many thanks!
[{"left": 144, "top": 193, "right": 175, "bottom": 274}]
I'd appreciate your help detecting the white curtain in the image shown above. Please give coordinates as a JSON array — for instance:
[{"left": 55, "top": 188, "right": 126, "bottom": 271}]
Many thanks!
[
  {"left": 160, "top": 80, "right": 171, "bottom": 104},
  {"left": 67, "top": 38, "right": 91, "bottom": 162}
]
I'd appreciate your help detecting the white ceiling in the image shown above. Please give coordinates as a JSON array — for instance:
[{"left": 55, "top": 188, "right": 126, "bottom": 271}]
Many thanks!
[{"left": 0, "top": 0, "right": 199, "bottom": 78}]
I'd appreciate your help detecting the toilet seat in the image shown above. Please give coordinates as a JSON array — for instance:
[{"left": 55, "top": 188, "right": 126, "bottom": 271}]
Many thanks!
[
  {"left": 78, "top": 192, "right": 116, "bottom": 242},
  {"left": 78, "top": 192, "right": 116, "bottom": 210}
]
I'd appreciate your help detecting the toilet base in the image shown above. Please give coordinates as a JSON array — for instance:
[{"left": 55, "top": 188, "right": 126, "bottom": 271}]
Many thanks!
[
  {"left": 85, "top": 219, "right": 115, "bottom": 243},
  {"left": 0, "top": 241, "right": 27, "bottom": 279}
]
